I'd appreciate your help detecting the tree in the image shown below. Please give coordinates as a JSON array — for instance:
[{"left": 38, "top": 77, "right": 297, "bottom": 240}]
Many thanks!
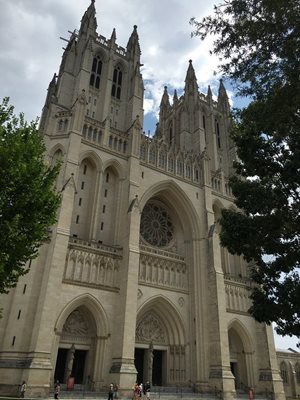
[
  {"left": 191, "top": 0, "right": 300, "bottom": 336},
  {"left": 0, "top": 98, "right": 61, "bottom": 294}
]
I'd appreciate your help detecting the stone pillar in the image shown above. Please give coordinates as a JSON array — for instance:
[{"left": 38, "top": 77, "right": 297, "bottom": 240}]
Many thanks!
[
  {"left": 108, "top": 120, "right": 141, "bottom": 394},
  {"left": 258, "top": 325, "right": 285, "bottom": 400},
  {"left": 208, "top": 229, "right": 236, "bottom": 400}
]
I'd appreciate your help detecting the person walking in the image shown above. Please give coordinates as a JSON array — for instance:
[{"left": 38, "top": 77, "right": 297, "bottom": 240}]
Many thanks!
[
  {"left": 133, "top": 383, "right": 140, "bottom": 400},
  {"left": 113, "top": 383, "right": 119, "bottom": 399},
  {"left": 144, "top": 381, "right": 151, "bottom": 399},
  {"left": 54, "top": 380, "right": 60, "bottom": 399},
  {"left": 20, "top": 381, "right": 26, "bottom": 398},
  {"left": 108, "top": 383, "right": 114, "bottom": 400}
]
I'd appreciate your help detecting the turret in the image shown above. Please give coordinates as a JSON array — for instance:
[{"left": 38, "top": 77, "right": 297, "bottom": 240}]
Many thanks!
[
  {"left": 207, "top": 85, "right": 213, "bottom": 106},
  {"left": 173, "top": 89, "right": 178, "bottom": 105},
  {"left": 160, "top": 86, "right": 170, "bottom": 110},
  {"left": 39, "top": 74, "right": 58, "bottom": 133},
  {"left": 78, "top": 0, "right": 97, "bottom": 39},
  {"left": 126, "top": 25, "right": 141, "bottom": 60},
  {"left": 109, "top": 28, "right": 117, "bottom": 48},
  {"left": 217, "top": 79, "right": 230, "bottom": 115},
  {"left": 184, "top": 60, "right": 198, "bottom": 98}
]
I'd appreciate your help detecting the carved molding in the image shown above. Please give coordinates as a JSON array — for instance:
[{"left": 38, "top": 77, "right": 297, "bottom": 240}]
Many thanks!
[
  {"left": 63, "top": 309, "right": 89, "bottom": 336},
  {"left": 136, "top": 313, "right": 166, "bottom": 344}
]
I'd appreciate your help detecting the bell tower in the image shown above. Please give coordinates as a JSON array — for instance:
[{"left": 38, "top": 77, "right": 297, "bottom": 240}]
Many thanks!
[{"left": 40, "top": 0, "right": 144, "bottom": 141}]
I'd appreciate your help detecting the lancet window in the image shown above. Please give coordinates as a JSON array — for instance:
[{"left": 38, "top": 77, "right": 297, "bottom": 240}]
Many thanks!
[
  {"left": 216, "top": 120, "right": 221, "bottom": 148},
  {"left": 90, "top": 56, "right": 102, "bottom": 89},
  {"left": 111, "top": 66, "right": 123, "bottom": 99}
]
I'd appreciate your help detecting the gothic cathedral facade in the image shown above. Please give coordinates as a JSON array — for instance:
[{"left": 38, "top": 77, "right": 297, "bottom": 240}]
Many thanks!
[{"left": 0, "top": 2, "right": 286, "bottom": 399}]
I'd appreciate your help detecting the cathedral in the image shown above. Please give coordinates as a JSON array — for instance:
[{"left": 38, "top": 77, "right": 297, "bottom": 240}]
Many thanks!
[{"left": 0, "top": 1, "right": 298, "bottom": 399}]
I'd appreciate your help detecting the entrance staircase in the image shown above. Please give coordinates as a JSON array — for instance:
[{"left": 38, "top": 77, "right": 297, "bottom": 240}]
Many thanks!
[{"left": 49, "top": 386, "right": 271, "bottom": 400}]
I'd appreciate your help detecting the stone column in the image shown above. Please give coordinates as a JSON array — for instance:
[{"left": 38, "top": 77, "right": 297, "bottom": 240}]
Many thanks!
[
  {"left": 207, "top": 228, "right": 236, "bottom": 400},
  {"left": 108, "top": 118, "right": 141, "bottom": 394}
]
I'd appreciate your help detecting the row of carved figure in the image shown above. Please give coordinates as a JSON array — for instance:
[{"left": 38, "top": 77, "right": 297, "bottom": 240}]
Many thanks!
[
  {"left": 64, "top": 248, "right": 120, "bottom": 288},
  {"left": 140, "top": 138, "right": 202, "bottom": 183},
  {"left": 139, "top": 254, "right": 188, "bottom": 290},
  {"left": 225, "top": 283, "right": 251, "bottom": 313}
]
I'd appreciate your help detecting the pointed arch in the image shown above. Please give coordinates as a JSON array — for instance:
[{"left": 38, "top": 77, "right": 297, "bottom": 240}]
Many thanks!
[
  {"left": 137, "top": 295, "right": 186, "bottom": 345},
  {"left": 55, "top": 293, "right": 109, "bottom": 337},
  {"left": 49, "top": 143, "right": 66, "bottom": 158},
  {"left": 79, "top": 150, "right": 102, "bottom": 173},
  {"left": 228, "top": 318, "right": 254, "bottom": 353},
  {"left": 140, "top": 180, "right": 201, "bottom": 240},
  {"left": 102, "top": 159, "right": 124, "bottom": 179}
]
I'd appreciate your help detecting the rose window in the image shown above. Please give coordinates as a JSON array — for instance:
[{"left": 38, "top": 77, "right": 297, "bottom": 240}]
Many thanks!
[{"left": 140, "top": 201, "right": 174, "bottom": 247}]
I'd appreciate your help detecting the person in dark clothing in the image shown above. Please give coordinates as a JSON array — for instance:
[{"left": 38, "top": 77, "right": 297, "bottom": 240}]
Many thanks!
[
  {"left": 144, "top": 382, "right": 151, "bottom": 399},
  {"left": 54, "top": 381, "right": 60, "bottom": 399},
  {"left": 108, "top": 383, "right": 114, "bottom": 400}
]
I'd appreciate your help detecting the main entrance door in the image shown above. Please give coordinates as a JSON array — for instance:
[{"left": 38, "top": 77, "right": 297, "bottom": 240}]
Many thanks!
[
  {"left": 152, "top": 350, "right": 163, "bottom": 386},
  {"left": 134, "top": 348, "right": 165, "bottom": 385},
  {"left": 135, "top": 348, "right": 145, "bottom": 384},
  {"left": 54, "top": 348, "right": 68, "bottom": 383},
  {"left": 54, "top": 348, "right": 87, "bottom": 384}
]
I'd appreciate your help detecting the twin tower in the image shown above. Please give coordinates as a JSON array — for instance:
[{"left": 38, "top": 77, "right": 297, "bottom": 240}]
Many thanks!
[{"left": 40, "top": 0, "right": 233, "bottom": 176}]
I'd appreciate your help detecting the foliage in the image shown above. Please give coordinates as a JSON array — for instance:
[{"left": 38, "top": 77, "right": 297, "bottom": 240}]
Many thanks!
[
  {"left": 0, "top": 98, "right": 61, "bottom": 294},
  {"left": 191, "top": 0, "right": 300, "bottom": 336}
]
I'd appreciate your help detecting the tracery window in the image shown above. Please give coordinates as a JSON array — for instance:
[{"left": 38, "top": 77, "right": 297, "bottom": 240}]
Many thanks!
[
  {"left": 140, "top": 145, "right": 146, "bottom": 160},
  {"left": 111, "top": 66, "right": 122, "bottom": 99},
  {"left": 140, "top": 201, "right": 174, "bottom": 247},
  {"left": 177, "top": 159, "right": 183, "bottom": 176},
  {"left": 169, "top": 125, "right": 173, "bottom": 145},
  {"left": 186, "top": 164, "right": 191, "bottom": 179},
  {"left": 90, "top": 56, "right": 102, "bottom": 89},
  {"left": 149, "top": 147, "right": 156, "bottom": 165},
  {"left": 168, "top": 157, "right": 174, "bottom": 172},
  {"left": 158, "top": 151, "right": 167, "bottom": 169}
]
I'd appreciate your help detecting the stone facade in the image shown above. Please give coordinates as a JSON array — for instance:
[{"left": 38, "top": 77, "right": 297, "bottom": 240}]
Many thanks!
[
  {"left": 277, "top": 350, "right": 300, "bottom": 398},
  {"left": 0, "top": 2, "right": 293, "bottom": 399}
]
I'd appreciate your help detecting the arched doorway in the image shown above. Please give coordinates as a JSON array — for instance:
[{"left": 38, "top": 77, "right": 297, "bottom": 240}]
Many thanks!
[
  {"left": 54, "top": 306, "right": 97, "bottom": 385},
  {"left": 135, "top": 297, "right": 186, "bottom": 386},
  {"left": 228, "top": 323, "right": 253, "bottom": 390},
  {"left": 53, "top": 295, "right": 109, "bottom": 388}
]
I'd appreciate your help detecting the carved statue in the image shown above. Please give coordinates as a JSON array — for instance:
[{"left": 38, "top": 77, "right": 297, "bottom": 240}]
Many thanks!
[
  {"left": 148, "top": 341, "right": 154, "bottom": 385},
  {"left": 66, "top": 344, "right": 75, "bottom": 377}
]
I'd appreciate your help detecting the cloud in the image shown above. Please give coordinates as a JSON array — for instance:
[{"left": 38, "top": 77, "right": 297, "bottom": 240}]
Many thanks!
[
  {"left": 0, "top": 0, "right": 221, "bottom": 128},
  {"left": 0, "top": 0, "right": 244, "bottom": 137}
]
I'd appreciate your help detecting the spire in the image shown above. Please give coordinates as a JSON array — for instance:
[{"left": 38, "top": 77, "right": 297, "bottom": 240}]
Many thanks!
[
  {"left": 160, "top": 86, "right": 170, "bottom": 108},
  {"left": 109, "top": 28, "right": 116, "bottom": 48},
  {"left": 184, "top": 60, "right": 198, "bottom": 96},
  {"left": 44, "top": 73, "right": 57, "bottom": 107},
  {"left": 79, "top": 0, "right": 97, "bottom": 38},
  {"left": 111, "top": 28, "right": 116, "bottom": 42},
  {"left": 218, "top": 79, "right": 228, "bottom": 100},
  {"left": 173, "top": 89, "right": 178, "bottom": 103},
  {"left": 217, "top": 79, "right": 230, "bottom": 113},
  {"left": 207, "top": 85, "right": 213, "bottom": 105},
  {"left": 127, "top": 25, "right": 141, "bottom": 58}
]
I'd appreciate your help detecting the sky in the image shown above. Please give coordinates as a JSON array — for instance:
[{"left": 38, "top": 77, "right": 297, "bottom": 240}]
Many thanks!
[{"left": 0, "top": 0, "right": 298, "bottom": 351}]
